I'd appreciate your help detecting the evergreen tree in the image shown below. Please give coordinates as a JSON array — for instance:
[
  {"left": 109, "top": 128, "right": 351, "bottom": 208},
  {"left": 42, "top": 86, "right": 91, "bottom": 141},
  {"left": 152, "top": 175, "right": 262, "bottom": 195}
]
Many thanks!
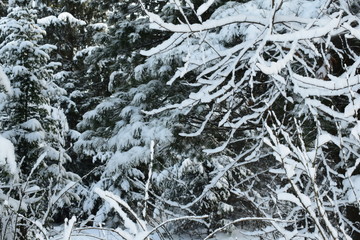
[
  {"left": 35, "top": 0, "right": 88, "bottom": 129},
  {"left": 1, "top": 0, "right": 359, "bottom": 239},
  {"left": 72, "top": 0, "right": 206, "bottom": 231},
  {"left": 0, "top": 1, "right": 79, "bottom": 238}
]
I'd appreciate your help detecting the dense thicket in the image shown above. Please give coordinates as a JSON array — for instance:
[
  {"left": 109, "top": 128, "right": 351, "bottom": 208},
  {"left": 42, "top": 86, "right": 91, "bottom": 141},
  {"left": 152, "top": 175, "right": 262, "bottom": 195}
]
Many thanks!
[{"left": 0, "top": 0, "right": 359, "bottom": 239}]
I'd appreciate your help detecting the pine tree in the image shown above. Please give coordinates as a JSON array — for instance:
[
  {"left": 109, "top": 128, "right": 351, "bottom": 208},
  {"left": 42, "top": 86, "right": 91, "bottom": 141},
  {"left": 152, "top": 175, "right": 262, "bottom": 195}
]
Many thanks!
[
  {"left": 0, "top": 1, "right": 79, "bottom": 238},
  {"left": 71, "top": 0, "right": 205, "bottom": 230}
]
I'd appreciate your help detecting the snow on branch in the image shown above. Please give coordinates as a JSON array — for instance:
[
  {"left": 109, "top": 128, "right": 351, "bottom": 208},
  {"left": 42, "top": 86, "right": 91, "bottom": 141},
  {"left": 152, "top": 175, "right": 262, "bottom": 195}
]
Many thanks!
[
  {"left": 58, "top": 12, "right": 86, "bottom": 26},
  {"left": 63, "top": 216, "right": 77, "bottom": 240},
  {"left": 138, "top": 0, "right": 360, "bottom": 238},
  {"left": 146, "top": 12, "right": 267, "bottom": 33},
  {"left": 0, "top": 135, "right": 17, "bottom": 177},
  {"left": 268, "top": 13, "right": 342, "bottom": 42},
  {"left": 94, "top": 188, "right": 147, "bottom": 238},
  {"left": 204, "top": 217, "right": 292, "bottom": 240},
  {"left": 0, "top": 66, "right": 12, "bottom": 96},
  {"left": 293, "top": 73, "right": 360, "bottom": 97},
  {"left": 197, "top": 0, "right": 216, "bottom": 17},
  {"left": 140, "top": 33, "right": 187, "bottom": 57}
]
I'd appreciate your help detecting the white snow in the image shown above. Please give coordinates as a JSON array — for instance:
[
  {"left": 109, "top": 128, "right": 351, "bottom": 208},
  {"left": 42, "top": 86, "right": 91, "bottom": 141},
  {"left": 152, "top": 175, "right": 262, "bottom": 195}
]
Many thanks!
[
  {"left": 343, "top": 175, "right": 360, "bottom": 203},
  {"left": 293, "top": 73, "right": 360, "bottom": 98},
  {"left": 94, "top": 188, "right": 146, "bottom": 237},
  {"left": 0, "top": 66, "right": 12, "bottom": 95},
  {"left": 58, "top": 12, "right": 86, "bottom": 26},
  {"left": 24, "top": 185, "right": 41, "bottom": 194},
  {"left": 0, "top": 135, "right": 17, "bottom": 176},
  {"left": 63, "top": 216, "right": 77, "bottom": 240},
  {"left": 62, "top": 228, "right": 123, "bottom": 240},
  {"left": 20, "top": 118, "right": 43, "bottom": 131},
  {"left": 36, "top": 0, "right": 360, "bottom": 239},
  {"left": 146, "top": 11, "right": 266, "bottom": 33},
  {"left": 24, "top": 131, "right": 45, "bottom": 143},
  {"left": 0, "top": 189, "right": 26, "bottom": 211},
  {"left": 256, "top": 41, "right": 297, "bottom": 75},
  {"left": 344, "top": 97, "right": 360, "bottom": 117},
  {"left": 267, "top": 14, "right": 342, "bottom": 42},
  {"left": 278, "top": 192, "right": 302, "bottom": 207},
  {"left": 53, "top": 227, "right": 260, "bottom": 240},
  {"left": 317, "top": 133, "right": 333, "bottom": 146},
  {"left": 12, "top": 65, "right": 28, "bottom": 76},
  {"left": 88, "top": 23, "right": 108, "bottom": 31},
  {"left": 197, "top": 0, "right": 216, "bottom": 16},
  {"left": 345, "top": 158, "right": 360, "bottom": 178},
  {"left": 37, "top": 16, "right": 61, "bottom": 26},
  {"left": 205, "top": 228, "right": 260, "bottom": 240}
]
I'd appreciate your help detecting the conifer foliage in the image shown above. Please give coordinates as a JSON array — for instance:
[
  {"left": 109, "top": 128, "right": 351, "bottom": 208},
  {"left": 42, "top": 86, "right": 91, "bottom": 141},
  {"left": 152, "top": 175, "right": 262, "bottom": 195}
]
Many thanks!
[
  {"left": 0, "top": 0, "right": 360, "bottom": 239},
  {"left": 0, "top": 1, "right": 79, "bottom": 239}
]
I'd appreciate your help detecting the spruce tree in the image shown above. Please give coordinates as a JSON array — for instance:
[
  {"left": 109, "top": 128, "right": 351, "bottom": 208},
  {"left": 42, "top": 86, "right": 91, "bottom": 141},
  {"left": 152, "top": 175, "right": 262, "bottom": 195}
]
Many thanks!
[
  {"left": 0, "top": 1, "right": 79, "bottom": 238},
  {"left": 71, "top": 0, "right": 200, "bottom": 230}
]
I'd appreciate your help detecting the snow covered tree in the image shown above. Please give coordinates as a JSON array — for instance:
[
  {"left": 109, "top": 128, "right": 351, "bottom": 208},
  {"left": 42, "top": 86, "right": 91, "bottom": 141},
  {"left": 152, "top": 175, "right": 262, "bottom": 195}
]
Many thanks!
[
  {"left": 35, "top": 1, "right": 88, "bottom": 130},
  {"left": 0, "top": 2, "right": 80, "bottom": 238},
  {"left": 139, "top": 0, "right": 360, "bottom": 238},
  {"left": 72, "top": 0, "right": 218, "bottom": 232},
  {"left": 2, "top": 0, "right": 360, "bottom": 239},
  {"left": 72, "top": 1, "right": 269, "bottom": 235},
  {"left": 0, "top": 71, "right": 19, "bottom": 240}
]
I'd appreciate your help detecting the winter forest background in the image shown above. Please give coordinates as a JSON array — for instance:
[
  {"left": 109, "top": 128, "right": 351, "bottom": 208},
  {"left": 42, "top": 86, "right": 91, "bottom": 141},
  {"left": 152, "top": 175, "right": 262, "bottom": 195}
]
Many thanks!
[{"left": 0, "top": 0, "right": 360, "bottom": 239}]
